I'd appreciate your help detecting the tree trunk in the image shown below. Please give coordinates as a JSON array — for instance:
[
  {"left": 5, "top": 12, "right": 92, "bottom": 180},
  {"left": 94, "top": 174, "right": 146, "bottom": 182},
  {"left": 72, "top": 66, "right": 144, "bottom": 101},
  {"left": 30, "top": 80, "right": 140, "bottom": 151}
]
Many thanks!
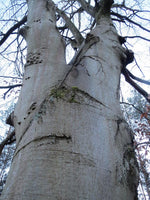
[{"left": 0, "top": 0, "right": 138, "bottom": 199}]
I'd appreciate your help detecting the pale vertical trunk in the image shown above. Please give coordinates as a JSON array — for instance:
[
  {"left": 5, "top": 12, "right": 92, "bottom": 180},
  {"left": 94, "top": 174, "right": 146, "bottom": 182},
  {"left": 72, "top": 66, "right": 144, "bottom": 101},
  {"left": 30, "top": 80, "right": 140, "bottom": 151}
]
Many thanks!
[{"left": 0, "top": 0, "right": 138, "bottom": 200}]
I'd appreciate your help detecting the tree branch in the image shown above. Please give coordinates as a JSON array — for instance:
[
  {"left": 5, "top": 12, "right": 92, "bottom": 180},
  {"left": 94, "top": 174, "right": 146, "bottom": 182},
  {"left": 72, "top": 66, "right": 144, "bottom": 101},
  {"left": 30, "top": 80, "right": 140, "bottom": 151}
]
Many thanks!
[
  {"left": 125, "top": 35, "right": 150, "bottom": 42},
  {"left": 120, "top": 102, "right": 143, "bottom": 114},
  {"left": 122, "top": 68, "right": 150, "bottom": 103},
  {"left": 0, "top": 76, "right": 22, "bottom": 79},
  {"left": 0, "top": 84, "right": 22, "bottom": 89},
  {"left": 126, "top": 69, "right": 150, "bottom": 85},
  {"left": 76, "top": 0, "right": 95, "bottom": 17},
  {"left": 0, "top": 15, "right": 27, "bottom": 46},
  {"left": 111, "top": 11, "right": 150, "bottom": 33},
  {"left": 112, "top": 3, "right": 150, "bottom": 14},
  {"left": 0, "top": 84, "right": 22, "bottom": 99},
  {"left": 55, "top": 6, "right": 84, "bottom": 45}
]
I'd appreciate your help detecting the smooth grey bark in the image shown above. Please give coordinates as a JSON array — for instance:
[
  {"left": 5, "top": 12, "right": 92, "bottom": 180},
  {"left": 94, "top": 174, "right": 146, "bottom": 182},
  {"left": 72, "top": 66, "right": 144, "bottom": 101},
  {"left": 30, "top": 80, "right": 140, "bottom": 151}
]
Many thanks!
[{"left": 0, "top": 0, "right": 139, "bottom": 199}]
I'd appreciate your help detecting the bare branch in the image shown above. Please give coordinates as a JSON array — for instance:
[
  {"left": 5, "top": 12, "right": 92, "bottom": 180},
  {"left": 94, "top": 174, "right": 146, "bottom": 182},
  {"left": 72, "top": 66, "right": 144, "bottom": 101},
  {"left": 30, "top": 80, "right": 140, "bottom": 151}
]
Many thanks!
[
  {"left": 76, "top": 0, "right": 95, "bottom": 17},
  {"left": 112, "top": 3, "right": 150, "bottom": 14},
  {"left": 0, "top": 15, "right": 27, "bottom": 47},
  {"left": 111, "top": 11, "right": 150, "bottom": 33},
  {"left": 0, "top": 76, "right": 22, "bottom": 79},
  {"left": 126, "top": 69, "right": 150, "bottom": 85},
  {"left": 122, "top": 68, "right": 150, "bottom": 103},
  {"left": 0, "top": 37, "right": 18, "bottom": 54},
  {"left": 125, "top": 35, "right": 150, "bottom": 42},
  {"left": 120, "top": 102, "right": 144, "bottom": 114},
  {"left": 0, "top": 84, "right": 22, "bottom": 89},
  {"left": 0, "top": 84, "right": 22, "bottom": 99},
  {"left": 55, "top": 6, "right": 84, "bottom": 45}
]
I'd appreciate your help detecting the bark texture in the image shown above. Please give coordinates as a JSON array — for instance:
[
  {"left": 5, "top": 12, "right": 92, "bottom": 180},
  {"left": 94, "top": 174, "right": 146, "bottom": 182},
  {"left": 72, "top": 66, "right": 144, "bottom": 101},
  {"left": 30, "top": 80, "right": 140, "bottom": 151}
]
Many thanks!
[{"left": 1, "top": 0, "right": 138, "bottom": 199}]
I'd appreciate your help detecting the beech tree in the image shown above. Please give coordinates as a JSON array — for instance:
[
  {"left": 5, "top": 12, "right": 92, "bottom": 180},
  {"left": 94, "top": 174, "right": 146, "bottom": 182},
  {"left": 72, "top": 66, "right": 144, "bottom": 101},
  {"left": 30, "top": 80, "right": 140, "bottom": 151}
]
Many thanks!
[{"left": 0, "top": 0, "right": 150, "bottom": 199}]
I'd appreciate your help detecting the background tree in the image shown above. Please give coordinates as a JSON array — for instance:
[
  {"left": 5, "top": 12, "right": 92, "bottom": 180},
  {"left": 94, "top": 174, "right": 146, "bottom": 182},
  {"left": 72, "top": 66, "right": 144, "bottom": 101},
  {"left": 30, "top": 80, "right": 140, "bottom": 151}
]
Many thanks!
[{"left": 0, "top": 0, "right": 150, "bottom": 199}]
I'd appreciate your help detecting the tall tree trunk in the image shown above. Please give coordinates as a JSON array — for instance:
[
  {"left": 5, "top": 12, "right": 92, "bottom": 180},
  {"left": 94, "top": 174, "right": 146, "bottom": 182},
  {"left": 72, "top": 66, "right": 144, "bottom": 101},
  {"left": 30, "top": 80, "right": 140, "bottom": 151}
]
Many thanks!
[{"left": 1, "top": 0, "right": 138, "bottom": 199}]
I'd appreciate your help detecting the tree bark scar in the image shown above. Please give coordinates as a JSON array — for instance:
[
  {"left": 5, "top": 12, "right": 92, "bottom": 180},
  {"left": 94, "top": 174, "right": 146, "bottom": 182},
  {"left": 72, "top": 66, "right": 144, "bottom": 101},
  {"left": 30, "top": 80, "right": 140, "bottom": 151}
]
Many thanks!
[
  {"left": 47, "top": 134, "right": 72, "bottom": 144},
  {"left": 115, "top": 118, "right": 124, "bottom": 137}
]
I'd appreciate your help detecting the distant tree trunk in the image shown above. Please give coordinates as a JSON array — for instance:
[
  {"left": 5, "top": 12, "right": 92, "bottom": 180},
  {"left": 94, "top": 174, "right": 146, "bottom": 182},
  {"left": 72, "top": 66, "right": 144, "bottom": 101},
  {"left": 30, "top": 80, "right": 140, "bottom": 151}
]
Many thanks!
[{"left": 0, "top": 0, "right": 138, "bottom": 199}]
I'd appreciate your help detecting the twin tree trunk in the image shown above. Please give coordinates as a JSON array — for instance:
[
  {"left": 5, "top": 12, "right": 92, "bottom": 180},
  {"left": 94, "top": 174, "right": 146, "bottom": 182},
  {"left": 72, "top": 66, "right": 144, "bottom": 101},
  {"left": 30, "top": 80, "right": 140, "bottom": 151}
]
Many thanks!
[{"left": 1, "top": 0, "right": 138, "bottom": 199}]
